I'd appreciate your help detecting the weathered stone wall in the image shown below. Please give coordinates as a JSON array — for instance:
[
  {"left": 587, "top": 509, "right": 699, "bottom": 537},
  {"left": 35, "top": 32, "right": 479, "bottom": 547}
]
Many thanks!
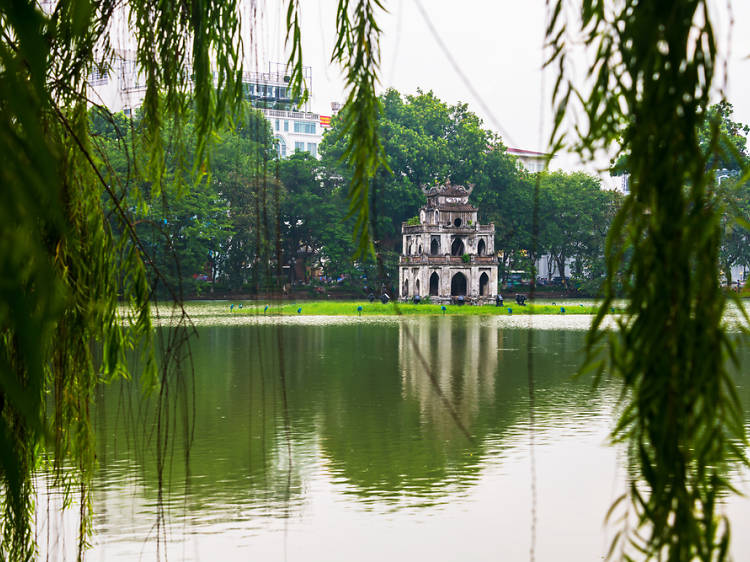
[{"left": 399, "top": 183, "right": 498, "bottom": 304}]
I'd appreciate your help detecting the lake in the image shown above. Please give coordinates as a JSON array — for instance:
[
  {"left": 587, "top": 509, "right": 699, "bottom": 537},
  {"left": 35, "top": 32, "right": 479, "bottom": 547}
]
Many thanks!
[{"left": 38, "top": 314, "right": 750, "bottom": 561}]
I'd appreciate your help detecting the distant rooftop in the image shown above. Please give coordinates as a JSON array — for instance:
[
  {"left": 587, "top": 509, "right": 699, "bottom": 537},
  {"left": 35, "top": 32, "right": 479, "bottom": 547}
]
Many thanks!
[{"left": 506, "top": 147, "right": 548, "bottom": 158}]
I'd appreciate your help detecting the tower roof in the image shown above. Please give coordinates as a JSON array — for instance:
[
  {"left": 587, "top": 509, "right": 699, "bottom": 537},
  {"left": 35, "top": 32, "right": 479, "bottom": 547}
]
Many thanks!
[{"left": 422, "top": 180, "right": 474, "bottom": 198}]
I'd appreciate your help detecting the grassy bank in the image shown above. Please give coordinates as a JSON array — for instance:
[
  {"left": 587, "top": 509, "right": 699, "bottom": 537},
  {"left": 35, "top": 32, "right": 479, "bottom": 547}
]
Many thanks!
[{"left": 223, "top": 300, "right": 606, "bottom": 316}]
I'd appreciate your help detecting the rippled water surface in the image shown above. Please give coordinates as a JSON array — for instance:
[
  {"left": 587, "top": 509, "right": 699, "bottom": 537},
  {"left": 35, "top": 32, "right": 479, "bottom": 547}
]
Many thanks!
[{"left": 40, "top": 313, "right": 750, "bottom": 561}]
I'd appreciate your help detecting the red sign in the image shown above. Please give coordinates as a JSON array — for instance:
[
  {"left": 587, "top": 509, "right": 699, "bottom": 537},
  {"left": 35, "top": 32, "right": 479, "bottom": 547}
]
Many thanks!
[{"left": 320, "top": 115, "right": 331, "bottom": 127}]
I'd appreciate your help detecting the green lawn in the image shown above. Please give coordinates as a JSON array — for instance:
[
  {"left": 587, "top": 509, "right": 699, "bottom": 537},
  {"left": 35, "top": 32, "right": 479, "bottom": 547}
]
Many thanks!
[{"left": 227, "top": 300, "right": 607, "bottom": 316}]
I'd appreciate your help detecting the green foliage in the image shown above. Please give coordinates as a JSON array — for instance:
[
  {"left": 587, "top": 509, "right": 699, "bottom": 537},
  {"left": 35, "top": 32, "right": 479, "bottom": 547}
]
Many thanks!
[
  {"left": 278, "top": 152, "right": 357, "bottom": 281},
  {"left": 93, "top": 104, "right": 279, "bottom": 294},
  {"left": 0, "top": 1, "right": 245, "bottom": 558},
  {"left": 536, "top": 171, "right": 620, "bottom": 293},
  {"left": 323, "top": 88, "right": 519, "bottom": 256},
  {"left": 699, "top": 101, "right": 749, "bottom": 173},
  {"left": 548, "top": 0, "right": 749, "bottom": 558},
  {"left": 330, "top": 0, "right": 389, "bottom": 258},
  {"left": 405, "top": 215, "right": 420, "bottom": 226}
]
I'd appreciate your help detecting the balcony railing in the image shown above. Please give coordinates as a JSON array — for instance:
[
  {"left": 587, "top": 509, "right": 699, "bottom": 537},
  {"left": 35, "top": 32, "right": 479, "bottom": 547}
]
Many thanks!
[
  {"left": 402, "top": 223, "right": 494, "bottom": 233},
  {"left": 261, "top": 108, "right": 318, "bottom": 120},
  {"left": 399, "top": 255, "right": 498, "bottom": 265}
]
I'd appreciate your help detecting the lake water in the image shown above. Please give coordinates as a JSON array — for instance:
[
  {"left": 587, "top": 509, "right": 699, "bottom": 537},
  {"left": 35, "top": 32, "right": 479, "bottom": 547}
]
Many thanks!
[{"left": 37, "top": 314, "right": 750, "bottom": 561}]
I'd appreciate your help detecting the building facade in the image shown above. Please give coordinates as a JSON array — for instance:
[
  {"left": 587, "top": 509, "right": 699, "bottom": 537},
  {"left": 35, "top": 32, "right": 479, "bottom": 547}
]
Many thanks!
[
  {"left": 242, "top": 63, "right": 331, "bottom": 158},
  {"left": 87, "top": 59, "right": 331, "bottom": 158},
  {"left": 506, "top": 147, "right": 549, "bottom": 173},
  {"left": 399, "top": 182, "right": 498, "bottom": 304}
]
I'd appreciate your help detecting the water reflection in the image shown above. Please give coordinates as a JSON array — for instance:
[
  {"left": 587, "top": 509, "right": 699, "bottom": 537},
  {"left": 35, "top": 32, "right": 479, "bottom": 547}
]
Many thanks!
[
  {"left": 36, "top": 318, "right": 750, "bottom": 561},
  {"left": 399, "top": 317, "right": 497, "bottom": 438}
]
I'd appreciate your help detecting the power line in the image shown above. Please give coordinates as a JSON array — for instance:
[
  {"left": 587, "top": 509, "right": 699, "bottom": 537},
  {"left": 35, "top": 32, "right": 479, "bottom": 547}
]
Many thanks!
[{"left": 412, "top": 0, "right": 517, "bottom": 147}]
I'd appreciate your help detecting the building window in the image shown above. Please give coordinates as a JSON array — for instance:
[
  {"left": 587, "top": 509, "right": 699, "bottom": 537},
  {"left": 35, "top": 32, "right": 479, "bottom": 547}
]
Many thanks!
[
  {"left": 293, "top": 120, "right": 316, "bottom": 134},
  {"left": 284, "top": 120, "right": 289, "bottom": 132},
  {"left": 276, "top": 137, "right": 287, "bottom": 158},
  {"left": 275, "top": 119, "right": 280, "bottom": 131},
  {"left": 91, "top": 65, "right": 108, "bottom": 85},
  {"left": 307, "top": 143, "right": 317, "bottom": 157},
  {"left": 295, "top": 141, "right": 305, "bottom": 153}
]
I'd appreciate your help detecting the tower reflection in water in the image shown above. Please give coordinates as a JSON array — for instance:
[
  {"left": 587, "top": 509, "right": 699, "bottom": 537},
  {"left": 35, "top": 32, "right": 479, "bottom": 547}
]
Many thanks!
[{"left": 399, "top": 317, "right": 498, "bottom": 439}]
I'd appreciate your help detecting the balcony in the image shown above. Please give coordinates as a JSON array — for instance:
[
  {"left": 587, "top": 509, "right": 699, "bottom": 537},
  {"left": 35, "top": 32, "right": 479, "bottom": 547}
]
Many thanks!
[
  {"left": 401, "top": 223, "right": 495, "bottom": 234},
  {"left": 261, "top": 108, "right": 318, "bottom": 120},
  {"left": 399, "top": 255, "right": 498, "bottom": 266}
]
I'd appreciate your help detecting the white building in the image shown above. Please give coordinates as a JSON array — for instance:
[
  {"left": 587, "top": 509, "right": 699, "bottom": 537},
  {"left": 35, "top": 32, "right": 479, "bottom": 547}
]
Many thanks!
[
  {"left": 506, "top": 147, "right": 549, "bottom": 173},
  {"left": 242, "top": 63, "right": 331, "bottom": 158},
  {"left": 88, "top": 50, "right": 146, "bottom": 116},
  {"left": 88, "top": 58, "right": 331, "bottom": 158}
]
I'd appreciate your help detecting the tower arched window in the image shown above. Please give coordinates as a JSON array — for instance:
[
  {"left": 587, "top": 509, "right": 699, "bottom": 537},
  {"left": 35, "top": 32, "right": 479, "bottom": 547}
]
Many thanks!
[{"left": 451, "top": 237, "right": 465, "bottom": 256}]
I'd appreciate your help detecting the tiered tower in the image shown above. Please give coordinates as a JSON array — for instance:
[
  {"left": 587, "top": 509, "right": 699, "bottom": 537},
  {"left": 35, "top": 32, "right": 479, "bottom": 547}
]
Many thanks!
[{"left": 399, "top": 182, "right": 498, "bottom": 304}]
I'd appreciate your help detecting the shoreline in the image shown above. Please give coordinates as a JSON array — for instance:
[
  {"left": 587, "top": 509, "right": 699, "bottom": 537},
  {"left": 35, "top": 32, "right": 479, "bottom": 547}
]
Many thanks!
[{"left": 155, "top": 299, "right": 607, "bottom": 317}]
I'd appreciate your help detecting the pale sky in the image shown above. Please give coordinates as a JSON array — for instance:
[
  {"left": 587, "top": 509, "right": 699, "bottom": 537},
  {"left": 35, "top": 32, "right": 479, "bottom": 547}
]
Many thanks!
[{"left": 244, "top": 1, "right": 750, "bottom": 179}]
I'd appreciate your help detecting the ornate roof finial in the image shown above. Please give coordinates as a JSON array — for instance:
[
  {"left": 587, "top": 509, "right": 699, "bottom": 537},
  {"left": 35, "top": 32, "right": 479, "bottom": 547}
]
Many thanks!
[{"left": 421, "top": 181, "right": 474, "bottom": 198}]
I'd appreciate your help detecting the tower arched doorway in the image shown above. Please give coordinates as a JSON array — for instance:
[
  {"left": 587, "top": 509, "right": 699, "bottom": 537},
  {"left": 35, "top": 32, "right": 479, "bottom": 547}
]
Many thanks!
[
  {"left": 415, "top": 279, "right": 420, "bottom": 296},
  {"left": 477, "top": 239, "right": 486, "bottom": 256},
  {"left": 429, "top": 272, "right": 439, "bottom": 296},
  {"left": 431, "top": 238, "right": 439, "bottom": 255},
  {"left": 479, "top": 272, "right": 489, "bottom": 296},
  {"left": 451, "top": 272, "right": 467, "bottom": 296},
  {"left": 402, "top": 278, "right": 409, "bottom": 297}
]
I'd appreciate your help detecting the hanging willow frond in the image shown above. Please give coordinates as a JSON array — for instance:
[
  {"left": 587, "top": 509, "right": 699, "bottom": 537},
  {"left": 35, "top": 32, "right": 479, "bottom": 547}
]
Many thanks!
[
  {"left": 283, "top": 0, "right": 387, "bottom": 257},
  {"left": 0, "top": 0, "right": 245, "bottom": 559},
  {"left": 331, "top": 0, "right": 389, "bottom": 258},
  {"left": 547, "top": 0, "right": 749, "bottom": 559}
]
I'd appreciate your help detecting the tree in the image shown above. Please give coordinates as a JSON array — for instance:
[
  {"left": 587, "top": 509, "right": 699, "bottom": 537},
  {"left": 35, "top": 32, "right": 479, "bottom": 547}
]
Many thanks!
[
  {"left": 718, "top": 179, "right": 750, "bottom": 286},
  {"left": 210, "top": 107, "right": 280, "bottom": 291},
  {"left": 699, "top": 102, "right": 750, "bottom": 286},
  {"left": 278, "top": 152, "right": 356, "bottom": 281},
  {"left": 700, "top": 101, "right": 750, "bottom": 173},
  {"left": 536, "top": 172, "right": 614, "bottom": 290},
  {"left": 322, "top": 88, "right": 521, "bottom": 264}
]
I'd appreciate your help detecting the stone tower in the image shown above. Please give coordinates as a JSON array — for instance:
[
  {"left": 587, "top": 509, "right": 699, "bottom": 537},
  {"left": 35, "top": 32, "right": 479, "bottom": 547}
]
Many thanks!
[{"left": 398, "top": 181, "right": 498, "bottom": 304}]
